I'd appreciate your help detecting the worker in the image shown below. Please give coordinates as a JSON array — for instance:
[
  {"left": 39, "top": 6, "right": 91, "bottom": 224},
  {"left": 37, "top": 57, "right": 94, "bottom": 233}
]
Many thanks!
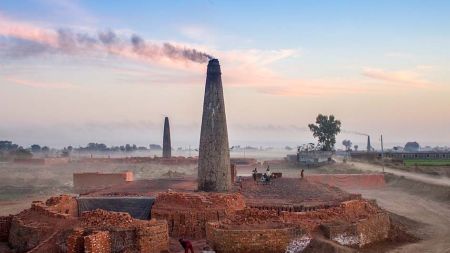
[
  {"left": 252, "top": 168, "right": 258, "bottom": 182},
  {"left": 266, "top": 166, "right": 271, "bottom": 178},
  {"left": 179, "top": 238, "right": 194, "bottom": 253}
]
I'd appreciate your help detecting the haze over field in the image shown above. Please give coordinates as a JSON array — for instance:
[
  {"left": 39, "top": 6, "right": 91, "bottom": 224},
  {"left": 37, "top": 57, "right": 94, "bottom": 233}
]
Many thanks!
[{"left": 1, "top": 0, "right": 450, "bottom": 148}]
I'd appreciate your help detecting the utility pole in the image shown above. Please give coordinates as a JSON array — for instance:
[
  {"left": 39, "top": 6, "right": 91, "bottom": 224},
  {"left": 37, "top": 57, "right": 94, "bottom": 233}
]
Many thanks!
[{"left": 381, "top": 134, "right": 385, "bottom": 173}]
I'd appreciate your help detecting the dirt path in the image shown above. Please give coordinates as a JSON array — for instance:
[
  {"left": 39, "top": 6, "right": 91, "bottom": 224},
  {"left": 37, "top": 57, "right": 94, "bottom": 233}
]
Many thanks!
[
  {"left": 351, "top": 161, "right": 450, "bottom": 187},
  {"left": 348, "top": 187, "right": 450, "bottom": 253}
]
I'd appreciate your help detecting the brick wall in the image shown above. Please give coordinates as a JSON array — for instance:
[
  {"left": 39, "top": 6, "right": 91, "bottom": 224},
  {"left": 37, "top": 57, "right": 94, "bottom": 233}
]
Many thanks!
[
  {"left": 151, "top": 192, "right": 245, "bottom": 239},
  {"left": 356, "top": 213, "right": 390, "bottom": 246},
  {"left": 320, "top": 213, "right": 390, "bottom": 247},
  {"left": 206, "top": 222, "right": 296, "bottom": 253},
  {"left": 31, "top": 201, "right": 71, "bottom": 219},
  {"left": 321, "top": 222, "right": 357, "bottom": 240},
  {"left": 77, "top": 210, "right": 169, "bottom": 253},
  {"left": 0, "top": 216, "right": 12, "bottom": 241},
  {"left": 136, "top": 220, "right": 169, "bottom": 253},
  {"left": 45, "top": 195, "right": 78, "bottom": 217},
  {"left": 67, "top": 229, "right": 85, "bottom": 253},
  {"left": 84, "top": 231, "right": 111, "bottom": 253},
  {"left": 8, "top": 217, "right": 51, "bottom": 252},
  {"left": 281, "top": 199, "right": 382, "bottom": 233},
  {"left": 109, "top": 228, "right": 136, "bottom": 252}
]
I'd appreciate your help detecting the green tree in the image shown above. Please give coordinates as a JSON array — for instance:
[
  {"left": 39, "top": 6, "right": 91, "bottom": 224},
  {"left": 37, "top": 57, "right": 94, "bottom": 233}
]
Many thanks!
[
  {"left": 31, "top": 144, "right": 41, "bottom": 152},
  {"left": 342, "top": 139, "right": 352, "bottom": 151},
  {"left": 308, "top": 114, "right": 341, "bottom": 151}
]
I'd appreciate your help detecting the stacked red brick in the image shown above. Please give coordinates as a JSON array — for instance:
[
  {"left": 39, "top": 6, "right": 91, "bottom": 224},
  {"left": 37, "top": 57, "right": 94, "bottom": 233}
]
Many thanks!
[
  {"left": 207, "top": 222, "right": 296, "bottom": 253},
  {"left": 84, "top": 231, "right": 111, "bottom": 253},
  {"left": 206, "top": 208, "right": 297, "bottom": 253},
  {"left": 151, "top": 192, "right": 246, "bottom": 239},
  {"left": 74, "top": 209, "right": 169, "bottom": 253}
]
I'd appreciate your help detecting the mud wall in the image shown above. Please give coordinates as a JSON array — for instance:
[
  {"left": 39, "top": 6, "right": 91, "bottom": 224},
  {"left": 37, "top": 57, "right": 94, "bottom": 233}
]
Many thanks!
[
  {"left": 306, "top": 174, "right": 385, "bottom": 188},
  {"left": 206, "top": 222, "right": 296, "bottom": 253},
  {"left": 73, "top": 172, "right": 133, "bottom": 194}
]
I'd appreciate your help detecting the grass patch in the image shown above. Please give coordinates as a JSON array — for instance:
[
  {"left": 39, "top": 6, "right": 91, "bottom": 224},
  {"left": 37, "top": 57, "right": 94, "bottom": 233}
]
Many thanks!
[{"left": 404, "top": 159, "right": 450, "bottom": 166}]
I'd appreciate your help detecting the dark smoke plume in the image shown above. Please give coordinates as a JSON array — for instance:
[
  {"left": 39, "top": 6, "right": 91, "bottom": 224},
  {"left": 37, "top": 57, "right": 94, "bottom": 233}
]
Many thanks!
[{"left": 2, "top": 28, "right": 213, "bottom": 63}]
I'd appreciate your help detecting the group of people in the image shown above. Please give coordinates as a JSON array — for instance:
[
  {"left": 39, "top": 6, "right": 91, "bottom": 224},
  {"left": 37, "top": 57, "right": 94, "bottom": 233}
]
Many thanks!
[{"left": 252, "top": 166, "right": 272, "bottom": 183}]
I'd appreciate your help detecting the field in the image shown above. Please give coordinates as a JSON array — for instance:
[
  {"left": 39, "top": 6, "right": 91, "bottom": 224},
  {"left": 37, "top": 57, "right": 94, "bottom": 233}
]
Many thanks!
[{"left": 403, "top": 159, "right": 450, "bottom": 166}]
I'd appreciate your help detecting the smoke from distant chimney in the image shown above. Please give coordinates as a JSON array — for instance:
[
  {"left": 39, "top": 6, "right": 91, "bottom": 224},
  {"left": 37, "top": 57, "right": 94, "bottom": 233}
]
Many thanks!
[{"left": 342, "top": 129, "right": 369, "bottom": 136}]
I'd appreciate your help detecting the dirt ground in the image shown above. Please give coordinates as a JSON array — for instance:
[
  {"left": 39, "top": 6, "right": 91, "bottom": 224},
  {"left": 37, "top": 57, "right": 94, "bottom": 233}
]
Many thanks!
[
  {"left": 307, "top": 162, "right": 450, "bottom": 253},
  {"left": 347, "top": 187, "right": 450, "bottom": 253},
  {"left": 0, "top": 161, "right": 197, "bottom": 215},
  {"left": 2, "top": 158, "right": 449, "bottom": 253}
]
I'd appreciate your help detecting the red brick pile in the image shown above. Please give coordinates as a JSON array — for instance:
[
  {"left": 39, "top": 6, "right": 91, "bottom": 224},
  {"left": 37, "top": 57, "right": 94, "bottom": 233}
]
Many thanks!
[
  {"left": 220, "top": 208, "right": 281, "bottom": 228},
  {"left": 282, "top": 199, "right": 382, "bottom": 233},
  {"left": 84, "top": 231, "right": 111, "bottom": 253},
  {"left": 31, "top": 201, "right": 71, "bottom": 219},
  {"left": 81, "top": 209, "right": 134, "bottom": 228},
  {"left": 154, "top": 191, "right": 246, "bottom": 210},
  {"left": 152, "top": 192, "right": 246, "bottom": 239}
]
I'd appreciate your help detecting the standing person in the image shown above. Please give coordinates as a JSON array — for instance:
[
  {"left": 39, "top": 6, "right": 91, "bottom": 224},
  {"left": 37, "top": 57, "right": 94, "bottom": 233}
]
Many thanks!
[
  {"left": 252, "top": 168, "right": 258, "bottom": 182},
  {"left": 179, "top": 238, "right": 194, "bottom": 253},
  {"left": 301, "top": 169, "right": 304, "bottom": 179},
  {"left": 266, "top": 166, "right": 271, "bottom": 178}
]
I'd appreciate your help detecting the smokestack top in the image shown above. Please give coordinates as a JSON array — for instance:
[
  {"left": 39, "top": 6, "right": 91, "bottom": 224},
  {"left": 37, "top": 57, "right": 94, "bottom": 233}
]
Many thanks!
[{"left": 207, "top": 58, "right": 221, "bottom": 75}]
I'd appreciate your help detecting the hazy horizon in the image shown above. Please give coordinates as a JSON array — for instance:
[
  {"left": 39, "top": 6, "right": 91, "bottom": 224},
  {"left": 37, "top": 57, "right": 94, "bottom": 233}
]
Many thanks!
[{"left": 1, "top": 0, "right": 449, "bottom": 149}]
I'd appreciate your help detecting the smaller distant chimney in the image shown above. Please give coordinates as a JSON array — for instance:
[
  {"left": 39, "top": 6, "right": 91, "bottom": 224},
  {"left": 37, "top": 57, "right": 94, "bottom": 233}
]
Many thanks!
[
  {"left": 163, "top": 117, "right": 171, "bottom": 158},
  {"left": 367, "top": 135, "right": 372, "bottom": 152}
]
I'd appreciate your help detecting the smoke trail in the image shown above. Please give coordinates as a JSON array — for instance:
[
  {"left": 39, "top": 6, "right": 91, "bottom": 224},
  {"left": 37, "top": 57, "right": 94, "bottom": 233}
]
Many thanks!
[
  {"left": 1, "top": 24, "right": 213, "bottom": 63},
  {"left": 341, "top": 130, "right": 369, "bottom": 136}
]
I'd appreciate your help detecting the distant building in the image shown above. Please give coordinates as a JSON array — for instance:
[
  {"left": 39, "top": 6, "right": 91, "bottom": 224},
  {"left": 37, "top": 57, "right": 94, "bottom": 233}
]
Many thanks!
[{"left": 404, "top": 142, "right": 420, "bottom": 152}]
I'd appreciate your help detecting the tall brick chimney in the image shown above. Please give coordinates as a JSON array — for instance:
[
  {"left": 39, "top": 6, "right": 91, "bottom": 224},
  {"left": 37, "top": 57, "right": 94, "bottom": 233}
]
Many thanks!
[
  {"left": 198, "top": 59, "right": 231, "bottom": 192},
  {"left": 163, "top": 117, "right": 171, "bottom": 158}
]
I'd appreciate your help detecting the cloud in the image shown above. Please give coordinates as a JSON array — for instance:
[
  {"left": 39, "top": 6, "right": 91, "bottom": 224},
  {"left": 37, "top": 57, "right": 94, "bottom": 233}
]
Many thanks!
[
  {"left": 1, "top": 14, "right": 401, "bottom": 97},
  {"left": 362, "top": 67, "right": 431, "bottom": 88},
  {"left": 4, "top": 76, "right": 76, "bottom": 89}
]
